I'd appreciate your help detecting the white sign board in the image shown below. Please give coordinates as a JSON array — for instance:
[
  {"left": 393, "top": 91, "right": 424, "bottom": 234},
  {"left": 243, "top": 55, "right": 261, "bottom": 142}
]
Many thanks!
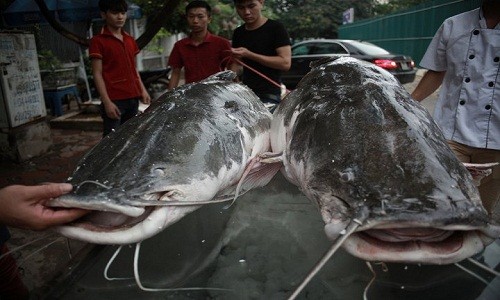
[
  {"left": 342, "top": 8, "right": 354, "bottom": 24},
  {"left": 0, "top": 32, "right": 46, "bottom": 128}
]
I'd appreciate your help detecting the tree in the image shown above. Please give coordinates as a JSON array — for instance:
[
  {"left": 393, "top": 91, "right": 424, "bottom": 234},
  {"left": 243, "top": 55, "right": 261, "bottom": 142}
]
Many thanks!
[
  {"left": 139, "top": 0, "right": 240, "bottom": 39},
  {"left": 265, "top": 0, "right": 432, "bottom": 41},
  {"left": 373, "top": 0, "right": 429, "bottom": 15},
  {"left": 267, "top": 0, "right": 377, "bottom": 40},
  {"left": 28, "top": 0, "right": 183, "bottom": 49},
  {"left": 3, "top": 0, "right": 430, "bottom": 48},
  {"left": 134, "top": 0, "right": 183, "bottom": 49}
]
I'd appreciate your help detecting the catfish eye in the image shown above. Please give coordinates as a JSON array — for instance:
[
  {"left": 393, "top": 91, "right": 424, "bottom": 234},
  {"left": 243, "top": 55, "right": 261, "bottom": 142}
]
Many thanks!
[
  {"left": 339, "top": 169, "right": 355, "bottom": 182},
  {"left": 153, "top": 167, "right": 166, "bottom": 176}
]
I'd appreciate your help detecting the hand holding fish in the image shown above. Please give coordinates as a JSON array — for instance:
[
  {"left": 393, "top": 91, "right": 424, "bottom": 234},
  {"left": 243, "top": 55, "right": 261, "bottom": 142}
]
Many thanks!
[{"left": 0, "top": 184, "right": 88, "bottom": 231}]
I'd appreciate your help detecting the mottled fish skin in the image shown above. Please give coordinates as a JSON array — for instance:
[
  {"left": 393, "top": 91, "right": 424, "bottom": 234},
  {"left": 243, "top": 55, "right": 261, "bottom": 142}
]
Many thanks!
[
  {"left": 271, "top": 57, "right": 499, "bottom": 264},
  {"left": 50, "top": 71, "right": 276, "bottom": 245}
]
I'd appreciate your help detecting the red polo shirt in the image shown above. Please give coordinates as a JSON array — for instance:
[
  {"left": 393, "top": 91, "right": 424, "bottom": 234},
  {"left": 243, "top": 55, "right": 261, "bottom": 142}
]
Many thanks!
[
  {"left": 89, "top": 26, "right": 142, "bottom": 100},
  {"left": 168, "top": 32, "right": 231, "bottom": 83}
]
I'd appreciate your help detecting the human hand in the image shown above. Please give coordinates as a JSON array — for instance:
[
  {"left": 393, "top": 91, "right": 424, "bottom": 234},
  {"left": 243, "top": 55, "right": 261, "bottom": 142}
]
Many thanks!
[
  {"left": 0, "top": 184, "right": 89, "bottom": 231},
  {"left": 141, "top": 91, "right": 151, "bottom": 105},
  {"left": 104, "top": 101, "right": 121, "bottom": 120},
  {"left": 231, "top": 47, "right": 249, "bottom": 59}
]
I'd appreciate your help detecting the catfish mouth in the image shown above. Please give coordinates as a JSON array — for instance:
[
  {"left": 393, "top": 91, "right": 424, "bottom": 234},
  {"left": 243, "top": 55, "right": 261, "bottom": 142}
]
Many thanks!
[
  {"left": 342, "top": 226, "right": 491, "bottom": 264},
  {"left": 69, "top": 207, "right": 157, "bottom": 232},
  {"left": 318, "top": 193, "right": 497, "bottom": 264},
  {"left": 50, "top": 189, "right": 204, "bottom": 244},
  {"left": 49, "top": 189, "right": 180, "bottom": 233}
]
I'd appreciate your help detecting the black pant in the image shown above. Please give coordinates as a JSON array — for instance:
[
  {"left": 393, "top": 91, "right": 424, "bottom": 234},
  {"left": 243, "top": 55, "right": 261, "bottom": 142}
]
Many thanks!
[
  {"left": 257, "top": 93, "right": 281, "bottom": 113},
  {"left": 100, "top": 98, "right": 139, "bottom": 137}
]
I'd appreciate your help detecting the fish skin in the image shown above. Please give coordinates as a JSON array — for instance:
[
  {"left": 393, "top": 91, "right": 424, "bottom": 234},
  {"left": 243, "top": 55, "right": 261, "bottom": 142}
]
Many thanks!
[
  {"left": 271, "top": 57, "right": 500, "bottom": 264},
  {"left": 49, "top": 71, "right": 279, "bottom": 245}
]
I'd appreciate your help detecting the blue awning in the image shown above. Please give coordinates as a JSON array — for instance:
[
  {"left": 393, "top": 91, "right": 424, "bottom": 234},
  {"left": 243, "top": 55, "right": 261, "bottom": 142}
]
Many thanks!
[
  {"left": 2, "top": 0, "right": 142, "bottom": 27},
  {"left": 57, "top": 0, "right": 101, "bottom": 23},
  {"left": 3, "top": 0, "right": 57, "bottom": 26}
]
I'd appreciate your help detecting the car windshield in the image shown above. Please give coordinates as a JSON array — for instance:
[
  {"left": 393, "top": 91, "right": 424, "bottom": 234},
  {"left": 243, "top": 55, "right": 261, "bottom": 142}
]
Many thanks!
[
  {"left": 347, "top": 40, "right": 390, "bottom": 55},
  {"left": 291, "top": 44, "right": 312, "bottom": 56}
]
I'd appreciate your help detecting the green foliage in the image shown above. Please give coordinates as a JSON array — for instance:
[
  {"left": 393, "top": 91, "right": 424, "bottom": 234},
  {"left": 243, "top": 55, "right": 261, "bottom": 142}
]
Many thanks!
[
  {"left": 133, "top": 0, "right": 239, "bottom": 38},
  {"left": 144, "top": 28, "right": 170, "bottom": 54},
  {"left": 373, "top": 0, "right": 429, "bottom": 15},
  {"left": 132, "top": 0, "right": 186, "bottom": 34},
  {"left": 132, "top": 0, "right": 430, "bottom": 42},
  {"left": 268, "top": 0, "right": 377, "bottom": 40},
  {"left": 207, "top": 1, "right": 240, "bottom": 39},
  {"left": 37, "top": 50, "right": 62, "bottom": 71}
]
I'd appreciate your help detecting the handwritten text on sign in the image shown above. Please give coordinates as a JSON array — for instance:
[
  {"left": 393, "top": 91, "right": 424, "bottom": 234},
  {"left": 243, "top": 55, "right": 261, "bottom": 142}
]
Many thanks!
[{"left": 0, "top": 33, "right": 46, "bottom": 127}]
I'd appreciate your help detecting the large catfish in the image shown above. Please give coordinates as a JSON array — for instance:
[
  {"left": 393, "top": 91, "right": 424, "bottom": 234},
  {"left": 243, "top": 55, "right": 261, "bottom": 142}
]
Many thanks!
[
  {"left": 49, "top": 71, "right": 280, "bottom": 245},
  {"left": 270, "top": 57, "right": 500, "bottom": 266}
]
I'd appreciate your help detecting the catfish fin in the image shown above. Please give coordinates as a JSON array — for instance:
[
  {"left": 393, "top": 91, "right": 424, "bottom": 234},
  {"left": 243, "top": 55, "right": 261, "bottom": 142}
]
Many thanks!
[{"left": 463, "top": 162, "right": 499, "bottom": 186}]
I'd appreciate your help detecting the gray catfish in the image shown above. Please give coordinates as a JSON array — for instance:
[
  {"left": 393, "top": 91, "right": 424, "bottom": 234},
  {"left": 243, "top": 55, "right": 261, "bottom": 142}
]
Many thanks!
[
  {"left": 48, "top": 71, "right": 280, "bottom": 245},
  {"left": 270, "top": 57, "right": 500, "bottom": 266}
]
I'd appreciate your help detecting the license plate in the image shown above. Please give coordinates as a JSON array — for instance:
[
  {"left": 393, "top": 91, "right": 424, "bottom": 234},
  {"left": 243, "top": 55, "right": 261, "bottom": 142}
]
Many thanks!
[{"left": 401, "top": 63, "right": 409, "bottom": 70}]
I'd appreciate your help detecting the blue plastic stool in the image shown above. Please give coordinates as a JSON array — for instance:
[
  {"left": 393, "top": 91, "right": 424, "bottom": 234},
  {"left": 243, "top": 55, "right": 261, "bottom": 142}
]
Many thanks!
[{"left": 43, "top": 85, "right": 79, "bottom": 116}]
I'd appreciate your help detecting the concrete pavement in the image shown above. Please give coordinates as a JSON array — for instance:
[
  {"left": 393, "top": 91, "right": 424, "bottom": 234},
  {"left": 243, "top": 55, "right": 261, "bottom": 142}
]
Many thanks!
[{"left": 0, "top": 128, "right": 101, "bottom": 297}]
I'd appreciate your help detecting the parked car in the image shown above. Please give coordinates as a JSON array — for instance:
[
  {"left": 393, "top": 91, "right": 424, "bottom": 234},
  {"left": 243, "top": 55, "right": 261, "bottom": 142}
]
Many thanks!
[{"left": 281, "top": 39, "right": 416, "bottom": 89}]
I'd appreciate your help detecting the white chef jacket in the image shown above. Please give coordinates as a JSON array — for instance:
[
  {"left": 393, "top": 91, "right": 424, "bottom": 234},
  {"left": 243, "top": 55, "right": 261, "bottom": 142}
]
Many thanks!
[{"left": 420, "top": 8, "right": 500, "bottom": 150}]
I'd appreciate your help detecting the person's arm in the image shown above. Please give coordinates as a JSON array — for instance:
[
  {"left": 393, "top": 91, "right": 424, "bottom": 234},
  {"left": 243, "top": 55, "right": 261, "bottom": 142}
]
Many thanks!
[
  {"left": 91, "top": 58, "right": 121, "bottom": 119},
  {"left": 136, "top": 69, "right": 151, "bottom": 104},
  {"left": 230, "top": 44, "right": 292, "bottom": 71},
  {"left": 168, "top": 68, "right": 182, "bottom": 90},
  {"left": 0, "top": 184, "right": 88, "bottom": 231},
  {"left": 411, "top": 70, "right": 446, "bottom": 102},
  {"left": 229, "top": 63, "right": 243, "bottom": 80}
]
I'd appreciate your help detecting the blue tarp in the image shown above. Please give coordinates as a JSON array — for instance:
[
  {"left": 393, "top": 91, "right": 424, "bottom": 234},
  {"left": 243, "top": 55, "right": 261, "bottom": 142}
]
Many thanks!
[{"left": 2, "top": 0, "right": 142, "bottom": 27}]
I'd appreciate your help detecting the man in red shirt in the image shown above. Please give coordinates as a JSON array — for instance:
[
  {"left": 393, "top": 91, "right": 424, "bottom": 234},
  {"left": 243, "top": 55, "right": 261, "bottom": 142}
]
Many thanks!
[
  {"left": 167, "top": 1, "right": 231, "bottom": 89},
  {"left": 89, "top": 0, "right": 150, "bottom": 137}
]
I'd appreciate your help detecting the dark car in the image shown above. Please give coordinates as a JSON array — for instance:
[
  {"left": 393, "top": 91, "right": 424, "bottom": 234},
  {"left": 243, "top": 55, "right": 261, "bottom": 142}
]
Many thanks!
[{"left": 281, "top": 39, "right": 417, "bottom": 89}]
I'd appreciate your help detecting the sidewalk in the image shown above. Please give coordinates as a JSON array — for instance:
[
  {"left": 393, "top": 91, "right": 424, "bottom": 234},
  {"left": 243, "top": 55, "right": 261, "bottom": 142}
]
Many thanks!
[
  {"left": 0, "top": 126, "right": 102, "bottom": 295},
  {"left": 0, "top": 129, "right": 101, "bottom": 188}
]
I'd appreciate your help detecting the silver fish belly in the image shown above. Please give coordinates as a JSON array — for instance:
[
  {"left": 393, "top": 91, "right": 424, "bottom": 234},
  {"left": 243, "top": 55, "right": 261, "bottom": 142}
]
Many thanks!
[
  {"left": 271, "top": 57, "right": 500, "bottom": 264},
  {"left": 49, "top": 71, "right": 279, "bottom": 245}
]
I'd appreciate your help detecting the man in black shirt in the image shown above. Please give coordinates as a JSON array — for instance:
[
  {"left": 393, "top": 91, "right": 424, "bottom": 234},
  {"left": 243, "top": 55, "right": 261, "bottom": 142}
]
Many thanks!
[{"left": 230, "top": 0, "right": 291, "bottom": 110}]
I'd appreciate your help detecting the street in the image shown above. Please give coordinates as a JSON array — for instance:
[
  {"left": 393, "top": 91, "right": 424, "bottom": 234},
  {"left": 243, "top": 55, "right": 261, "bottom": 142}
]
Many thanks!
[{"left": 403, "top": 69, "right": 439, "bottom": 113}]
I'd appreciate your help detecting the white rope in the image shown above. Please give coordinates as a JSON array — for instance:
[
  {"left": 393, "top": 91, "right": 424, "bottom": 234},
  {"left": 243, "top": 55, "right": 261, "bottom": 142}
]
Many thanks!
[
  {"left": 454, "top": 263, "right": 489, "bottom": 285},
  {"left": 287, "top": 219, "right": 361, "bottom": 300},
  {"left": 104, "top": 246, "right": 133, "bottom": 281},
  {"left": 133, "top": 242, "right": 232, "bottom": 292},
  {"left": 467, "top": 257, "right": 500, "bottom": 277},
  {"left": 363, "top": 261, "right": 377, "bottom": 300}
]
